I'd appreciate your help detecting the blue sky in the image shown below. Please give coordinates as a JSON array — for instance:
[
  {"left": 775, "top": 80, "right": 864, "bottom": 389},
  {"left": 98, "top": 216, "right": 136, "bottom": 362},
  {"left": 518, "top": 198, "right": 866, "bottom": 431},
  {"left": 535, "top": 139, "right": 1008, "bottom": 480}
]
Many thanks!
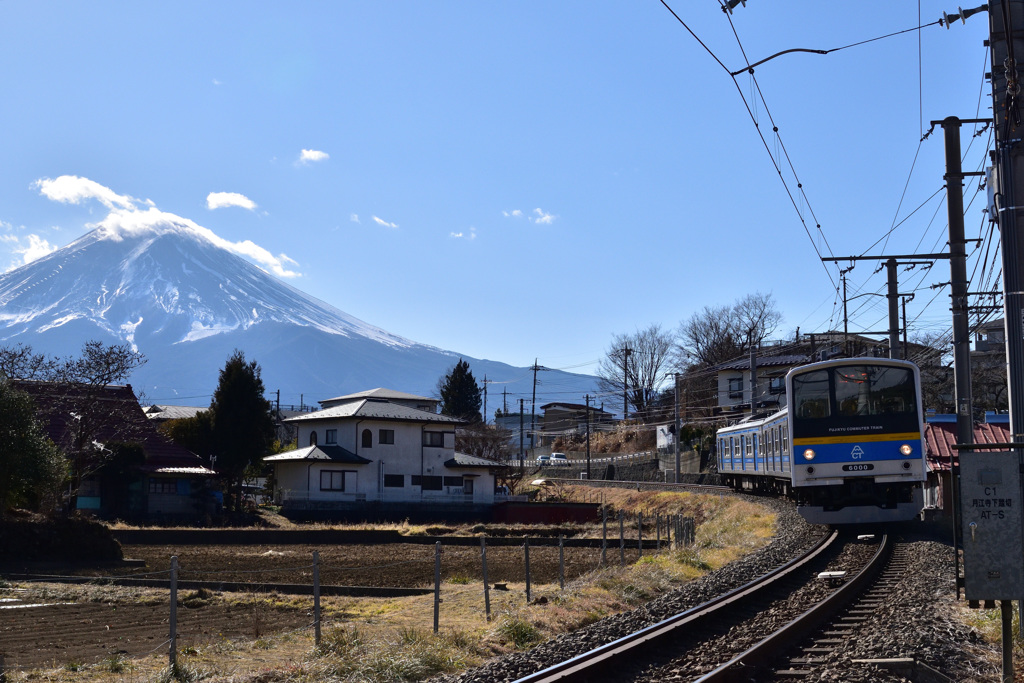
[{"left": 0, "top": 2, "right": 993, "bottom": 374}]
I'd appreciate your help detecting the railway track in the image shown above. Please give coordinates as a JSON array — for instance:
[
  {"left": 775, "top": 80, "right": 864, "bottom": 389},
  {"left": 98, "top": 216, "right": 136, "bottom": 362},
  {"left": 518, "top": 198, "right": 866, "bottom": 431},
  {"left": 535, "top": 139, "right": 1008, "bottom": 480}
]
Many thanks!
[{"left": 511, "top": 531, "right": 894, "bottom": 683}]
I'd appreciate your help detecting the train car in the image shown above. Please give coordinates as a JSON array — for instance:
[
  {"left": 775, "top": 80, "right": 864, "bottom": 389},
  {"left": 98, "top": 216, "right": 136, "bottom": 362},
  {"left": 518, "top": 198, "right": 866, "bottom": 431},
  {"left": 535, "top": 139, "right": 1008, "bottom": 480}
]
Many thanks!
[{"left": 716, "top": 357, "right": 926, "bottom": 525}]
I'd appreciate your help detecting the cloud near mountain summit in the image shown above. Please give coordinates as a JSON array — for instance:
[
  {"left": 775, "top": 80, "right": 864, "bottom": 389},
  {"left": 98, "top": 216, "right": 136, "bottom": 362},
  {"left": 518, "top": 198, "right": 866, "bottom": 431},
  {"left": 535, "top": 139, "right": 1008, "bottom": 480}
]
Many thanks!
[{"left": 33, "top": 175, "right": 299, "bottom": 278}]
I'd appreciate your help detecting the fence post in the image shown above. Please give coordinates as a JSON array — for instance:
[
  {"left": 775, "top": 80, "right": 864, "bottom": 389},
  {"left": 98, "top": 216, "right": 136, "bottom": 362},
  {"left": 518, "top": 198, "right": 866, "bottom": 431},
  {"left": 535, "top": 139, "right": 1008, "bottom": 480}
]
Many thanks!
[
  {"left": 433, "top": 541, "right": 442, "bottom": 633},
  {"left": 524, "top": 536, "right": 532, "bottom": 603},
  {"left": 313, "top": 550, "right": 322, "bottom": 647},
  {"left": 656, "top": 512, "right": 661, "bottom": 551},
  {"left": 618, "top": 511, "right": 625, "bottom": 567},
  {"left": 169, "top": 555, "right": 178, "bottom": 669},
  {"left": 558, "top": 535, "right": 565, "bottom": 590},
  {"left": 638, "top": 512, "right": 643, "bottom": 558},
  {"left": 601, "top": 507, "right": 608, "bottom": 567},
  {"left": 480, "top": 537, "right": 491, "bottom": 622}
]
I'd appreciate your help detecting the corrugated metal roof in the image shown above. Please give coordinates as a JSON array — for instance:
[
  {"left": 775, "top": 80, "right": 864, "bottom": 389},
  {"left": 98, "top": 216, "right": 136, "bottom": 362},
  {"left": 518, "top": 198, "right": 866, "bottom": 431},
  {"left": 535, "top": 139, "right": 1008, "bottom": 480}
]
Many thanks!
[
  {"left": 263, "top": 445, "right": 371, "bottom": 464},
  {"left": 285, "top": 398, "right": 462, "bottom": 425},
  {"left": 924, "top": 422, "right": 1012, "bottom": 472},
  {"left": 715, "top": 354, "right": 810, "bottom": 372}
]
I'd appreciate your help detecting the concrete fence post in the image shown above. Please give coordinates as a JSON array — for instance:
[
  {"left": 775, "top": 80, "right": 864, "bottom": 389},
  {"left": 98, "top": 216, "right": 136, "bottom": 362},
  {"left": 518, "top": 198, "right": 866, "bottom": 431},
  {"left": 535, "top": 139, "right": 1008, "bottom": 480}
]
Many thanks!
[
  {"left": 433, "top": 542, "right": 442, "bottom": 633},
  {"left": 480, "top": 537, "right": 491, "bottom": 622},
  {"left": 312, "top": 550, "right": 321, "bottom": 647},
  {"left": 169, "top": 555, "right": 178, "bottom": 669},
  {"left": 558, "top": 535, "right": 565, "bottom": 590},
  {"left": 524, "top": 536, "right": 532, "bottom": 603}
]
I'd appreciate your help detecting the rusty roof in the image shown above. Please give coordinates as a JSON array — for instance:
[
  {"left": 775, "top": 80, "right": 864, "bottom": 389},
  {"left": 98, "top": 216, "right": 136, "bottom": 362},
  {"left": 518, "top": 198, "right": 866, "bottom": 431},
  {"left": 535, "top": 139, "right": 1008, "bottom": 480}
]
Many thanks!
[{"left": 924, "top": 421, "right": 1012, "bottom": 472}]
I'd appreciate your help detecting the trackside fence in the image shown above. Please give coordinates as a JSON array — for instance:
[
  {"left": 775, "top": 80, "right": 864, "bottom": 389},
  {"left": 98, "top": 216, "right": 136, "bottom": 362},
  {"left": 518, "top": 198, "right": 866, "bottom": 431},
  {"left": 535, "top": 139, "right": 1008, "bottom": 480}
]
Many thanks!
[{"left": 0, "top": 512, "right": 697, "bottom": 673}]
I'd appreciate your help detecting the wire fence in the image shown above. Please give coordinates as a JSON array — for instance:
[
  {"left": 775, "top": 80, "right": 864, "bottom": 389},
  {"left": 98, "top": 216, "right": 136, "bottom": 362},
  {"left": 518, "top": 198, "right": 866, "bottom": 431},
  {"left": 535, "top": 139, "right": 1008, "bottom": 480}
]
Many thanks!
[{"left": 0, "top": 513, "right": 696, "bottom": 674}]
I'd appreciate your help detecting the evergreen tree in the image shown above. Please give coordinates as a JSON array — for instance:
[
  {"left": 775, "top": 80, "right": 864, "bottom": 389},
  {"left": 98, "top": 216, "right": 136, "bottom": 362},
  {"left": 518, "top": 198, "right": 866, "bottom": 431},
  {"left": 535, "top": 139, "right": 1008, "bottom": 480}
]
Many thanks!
[
  {"left": 0, "top": 380, "right": 67, "bottom": 514},
  {"left": 209, "top": 350, "right": 275, "bottom": 511},
  {"left": 438, "top": 359, "right": 483, "bottom": 423}
]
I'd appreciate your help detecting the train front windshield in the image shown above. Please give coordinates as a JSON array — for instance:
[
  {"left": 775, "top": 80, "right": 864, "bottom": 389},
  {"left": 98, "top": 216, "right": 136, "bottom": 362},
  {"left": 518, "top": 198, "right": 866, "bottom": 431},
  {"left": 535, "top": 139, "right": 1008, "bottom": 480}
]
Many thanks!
[{"left": 790, "top": 364, "right": 919, "bottom": 439}]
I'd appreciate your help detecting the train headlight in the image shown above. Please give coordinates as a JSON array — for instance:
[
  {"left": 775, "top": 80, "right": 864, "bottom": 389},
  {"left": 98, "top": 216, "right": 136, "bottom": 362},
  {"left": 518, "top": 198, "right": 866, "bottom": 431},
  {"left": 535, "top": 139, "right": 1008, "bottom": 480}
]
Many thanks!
[
  {"left": 899, "top": 444, "right": 913, "bottom": 456},
  {"left": 803, "top": 448, "right": 816, "bottom": 461}
]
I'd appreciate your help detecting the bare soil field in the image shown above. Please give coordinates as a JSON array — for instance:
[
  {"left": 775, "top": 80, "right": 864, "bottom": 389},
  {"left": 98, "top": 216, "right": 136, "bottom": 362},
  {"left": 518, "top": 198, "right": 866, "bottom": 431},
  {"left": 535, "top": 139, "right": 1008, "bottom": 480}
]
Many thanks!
[
  {"left": 0, "top": 541, "right": 630, "bottom": 670},
  {"left": 0, "top": 595, "right": 311, "bottom": 668},
  {"left": 117, "top": 542, "right": 620, "bottom": 587}
]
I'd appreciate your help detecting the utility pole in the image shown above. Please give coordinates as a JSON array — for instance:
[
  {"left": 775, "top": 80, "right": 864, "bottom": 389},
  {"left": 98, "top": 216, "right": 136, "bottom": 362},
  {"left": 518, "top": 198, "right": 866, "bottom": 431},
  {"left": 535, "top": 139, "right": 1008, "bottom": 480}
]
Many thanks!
[
  {"left": 989, "top": 3, "right": 1024, "bottom": 669},
  {"left": 825, "top": 254, "right": 944, "bottom": 355},
  {"left": 483, "top": 375, "right": 488, "bottom": 424},
  {"left": 585, "top": 394, "right": 592, "bottom": 480},
  {"left": 621, "top": 345, "right": 632, "bottom": 420},
  {"left": 519, "top": 398, "right": 525, "bottom": 469},
  {"left": 530, "top": 360, "right": 548, "bottom": 454},
  {"left": 673, "top": 373, "right": 680, "bottom": 484}
]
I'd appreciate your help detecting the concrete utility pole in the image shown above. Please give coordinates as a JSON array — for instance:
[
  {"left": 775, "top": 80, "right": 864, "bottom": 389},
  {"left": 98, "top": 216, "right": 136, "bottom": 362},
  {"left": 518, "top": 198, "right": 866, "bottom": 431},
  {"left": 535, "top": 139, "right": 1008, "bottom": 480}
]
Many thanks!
[
  {"left": 991, "top": 2, "right": 1024, "bottom": 453},
  {"left": 585, "top": 394, "right": 592, "bottom": 480},
  {"left": 621, "top": 345, "right": 632, "bottom": 420},
  {"left": 673, "top": 373, "right": 681, "bottom": 484}
]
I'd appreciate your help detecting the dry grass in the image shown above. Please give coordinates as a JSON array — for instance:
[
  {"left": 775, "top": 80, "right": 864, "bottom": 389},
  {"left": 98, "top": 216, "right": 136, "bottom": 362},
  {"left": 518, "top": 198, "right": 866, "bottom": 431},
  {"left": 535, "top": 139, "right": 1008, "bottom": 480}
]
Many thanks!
[{"left": 4, "top": 488, "right": 775, "bottom": 682}]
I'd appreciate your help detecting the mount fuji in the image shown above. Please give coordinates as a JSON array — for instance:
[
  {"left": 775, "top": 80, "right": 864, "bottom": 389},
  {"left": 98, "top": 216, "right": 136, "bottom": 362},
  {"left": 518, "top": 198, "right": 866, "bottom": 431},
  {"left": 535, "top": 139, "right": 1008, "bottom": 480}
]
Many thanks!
[{"left": 0, "top": 219, "right": 600, "bottom": 410}]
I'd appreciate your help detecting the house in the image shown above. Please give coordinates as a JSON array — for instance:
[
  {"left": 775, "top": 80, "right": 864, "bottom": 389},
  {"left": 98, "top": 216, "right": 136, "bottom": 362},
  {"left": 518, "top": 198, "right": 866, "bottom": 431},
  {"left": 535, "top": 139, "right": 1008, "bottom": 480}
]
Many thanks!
[
  {"left": 15, "top": 381, "right": 216, "bottom": 521},
  {"left": 922, "top": 415, "right": 1012, "bottom": 516},
  {"left": 971, "top": 317, "right": 1009, "bottom": 411},
  {"left": 714, "top": 354, "right": 809, "bottom": 414},
  {"left": 263, "top": 389, "right": 500, "bottom": 519},
  {"left": 537, "top": 402, "right": 616, "bottom": 444}
]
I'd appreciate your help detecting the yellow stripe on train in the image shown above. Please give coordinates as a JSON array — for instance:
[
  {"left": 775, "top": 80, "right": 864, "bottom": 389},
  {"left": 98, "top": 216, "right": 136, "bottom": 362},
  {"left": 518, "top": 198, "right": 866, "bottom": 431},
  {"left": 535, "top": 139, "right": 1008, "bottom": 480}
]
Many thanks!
[{"left": 791, "top": 432, "right": 921, "bottom": 446}]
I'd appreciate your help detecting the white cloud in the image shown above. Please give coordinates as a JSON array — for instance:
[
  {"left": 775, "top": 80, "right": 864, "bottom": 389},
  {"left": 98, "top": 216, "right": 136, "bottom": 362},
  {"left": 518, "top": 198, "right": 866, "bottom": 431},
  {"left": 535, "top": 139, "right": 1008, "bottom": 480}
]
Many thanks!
[
  {"left": 350, "top": 213, "right": 360, "bottom": 223},
  {"left": 212, "top": 78, "right": 222, "bottom": 86},
  {"left": 372, "top": 216, "right": 399, "bottom": 229},
  {"left": 450, "top": 227, "right": 477, "bottom": 240},
  {"left": 12, "top": 234, "right": 57, "bottom": 267},
  {"left": 299, "top": 149, "right": 329, "bottom": 164},
  {"left": 207, "top": 191, "right": 257, "bottom": 211},
  {"left": 34, "top": 175, "right": 135, "bottom": 210},
  {"left": 33, "top": 175, "right": 301, "bottom": 278},
  {"left": 503, "top": 209, "right": 524, "bottom": 218},
  {"left": 532, "top": 208, "right": 556, "bottom": 224}
]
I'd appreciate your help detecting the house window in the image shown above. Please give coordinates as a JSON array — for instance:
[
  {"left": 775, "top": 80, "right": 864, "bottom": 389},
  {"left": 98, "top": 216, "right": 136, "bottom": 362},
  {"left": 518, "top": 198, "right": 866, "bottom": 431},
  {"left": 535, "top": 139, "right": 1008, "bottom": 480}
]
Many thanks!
[
  {"left": 379, "top": 429, "right": 395, "bottom": 445},
  {"left": 309, "top": 431, "right": 317, "bottom": 446},
  {"left": 362, "top": 429, "right": 373, "bottom": 448},
  {"left": 325, "top": 429, "right": 337, "bottom": 444},
  {"left": 411, "top": 475, "right": 443, "bottom": 490},
  {"left": 423, "top": 431, "right": 445, "bottom": 447},
  {"left": 149, "top": 479, "right": 177, "bottom": 494},
  {"left": 443, "top": 476, "right": 464, "bottom": 487},
  {"left": 768, "top": 376, "right": 785, "bottom": 395},
  {"left": 320, "top": 470, "right": 346, "bottom": 491},
  {"left": 463, "top": 479, "right": 474, "bottom": 494},
  {"left": 384, "top": 474, "right": 404, "bottom": 488},
  {"left": 728, "top": 377, "right": 743, "bottom": 399}
]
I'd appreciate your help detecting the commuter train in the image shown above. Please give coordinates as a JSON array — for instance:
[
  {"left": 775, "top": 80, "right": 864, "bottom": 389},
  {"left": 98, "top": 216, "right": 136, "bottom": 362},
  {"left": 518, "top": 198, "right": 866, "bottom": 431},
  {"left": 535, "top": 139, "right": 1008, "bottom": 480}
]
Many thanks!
[{"left": 716, "top": 357, "right": 926, "bottom": 525}]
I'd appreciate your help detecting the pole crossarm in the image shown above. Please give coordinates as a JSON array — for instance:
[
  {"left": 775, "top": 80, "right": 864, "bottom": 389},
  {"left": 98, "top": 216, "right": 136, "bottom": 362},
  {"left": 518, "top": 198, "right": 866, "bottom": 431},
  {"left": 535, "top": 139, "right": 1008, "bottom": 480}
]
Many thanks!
[{"left": 823, "top": 254, "right": 951, "bottom": 262}]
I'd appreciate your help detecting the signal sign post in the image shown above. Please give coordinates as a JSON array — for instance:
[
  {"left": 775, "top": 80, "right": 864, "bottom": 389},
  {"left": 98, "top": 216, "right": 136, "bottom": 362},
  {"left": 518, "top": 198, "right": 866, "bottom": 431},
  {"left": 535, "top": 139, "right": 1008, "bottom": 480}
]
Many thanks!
[{"left": 957, "top": 446, "right": 1024, "bottom": 682}]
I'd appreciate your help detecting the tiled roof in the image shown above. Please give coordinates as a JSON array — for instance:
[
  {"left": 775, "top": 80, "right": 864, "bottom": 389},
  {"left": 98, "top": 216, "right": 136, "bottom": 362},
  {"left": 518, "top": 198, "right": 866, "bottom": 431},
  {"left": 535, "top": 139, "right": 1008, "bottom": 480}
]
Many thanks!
[
  {"left": 285, "top": 398, "right": 462, "bottom": 425},
  {"left": 320, "top": 388, "right": 434, "bottom": 404},
  {"left": 143, "top": 405, "right": 206, "bottom": 421},
  {"left": 13, "top": 380, "right": 214, "bottom": 476},
  {"left": 924, "top": 422, "right": 1013, "bottom": 472},
  {"left": 263, "top": 445, "right": 371, "bottom": 464},
  {"left": 445, "top": 452, "right": 503, "bottom": 468}
]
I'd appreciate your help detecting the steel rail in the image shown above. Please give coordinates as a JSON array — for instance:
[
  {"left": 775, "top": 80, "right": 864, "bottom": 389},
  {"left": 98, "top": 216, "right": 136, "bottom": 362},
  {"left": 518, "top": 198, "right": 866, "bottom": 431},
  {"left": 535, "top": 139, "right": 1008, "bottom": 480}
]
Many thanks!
[
  {"left": 511, "top": 529, "right": 839, "bottom": 683},
  {"left": 694, "top": 533, "right": 892, "bottom": 682}
]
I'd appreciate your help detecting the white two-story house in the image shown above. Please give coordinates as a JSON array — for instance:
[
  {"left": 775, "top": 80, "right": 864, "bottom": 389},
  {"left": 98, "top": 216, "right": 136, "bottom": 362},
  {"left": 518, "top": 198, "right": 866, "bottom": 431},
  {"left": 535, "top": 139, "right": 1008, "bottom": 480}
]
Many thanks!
[{"left": 264, "top": 389, "right": 499, "bottom": 513}]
